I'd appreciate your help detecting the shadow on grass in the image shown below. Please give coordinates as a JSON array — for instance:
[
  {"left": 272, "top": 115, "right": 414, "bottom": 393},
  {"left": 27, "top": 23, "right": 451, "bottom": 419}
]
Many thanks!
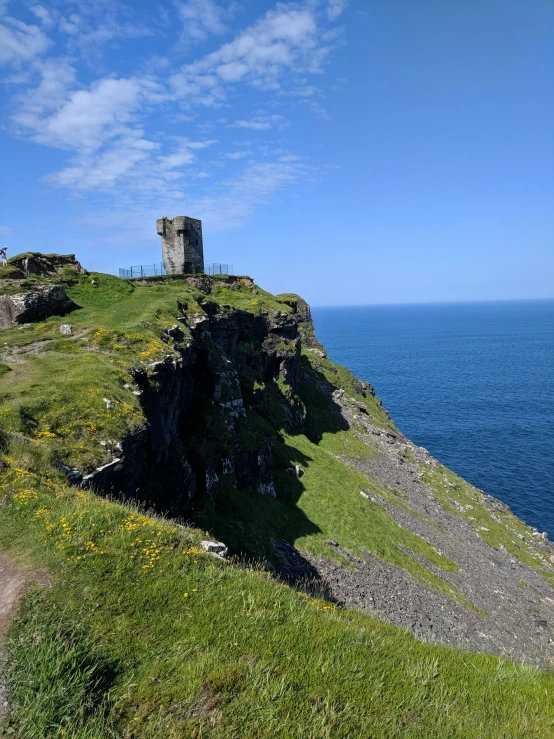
[
  {"left": 195, "top": 360, "right": 349, "bottom": 601},
  {"left": 75, "top": 310, "right": 350, "bottom": 600}
]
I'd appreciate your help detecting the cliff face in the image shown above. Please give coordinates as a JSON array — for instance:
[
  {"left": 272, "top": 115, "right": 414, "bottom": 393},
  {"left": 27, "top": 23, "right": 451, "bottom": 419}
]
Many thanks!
[
  {"left": 85, "top": 296, "right": 307, "bottom": 513},
  {"left": 1, "top": 258, "right": 554, "bottom": 664}
]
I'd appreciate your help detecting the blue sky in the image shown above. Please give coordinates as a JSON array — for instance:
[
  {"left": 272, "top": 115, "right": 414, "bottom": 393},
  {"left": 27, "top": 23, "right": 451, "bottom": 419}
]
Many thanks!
[{"left": 0, "top": 0, "right": 552, "bottom": 305}]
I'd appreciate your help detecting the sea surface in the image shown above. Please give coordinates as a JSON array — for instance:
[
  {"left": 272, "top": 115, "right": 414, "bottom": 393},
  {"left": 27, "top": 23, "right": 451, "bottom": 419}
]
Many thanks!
[{"left": 311, "top": 300, "right": 554, "bottom": 538}]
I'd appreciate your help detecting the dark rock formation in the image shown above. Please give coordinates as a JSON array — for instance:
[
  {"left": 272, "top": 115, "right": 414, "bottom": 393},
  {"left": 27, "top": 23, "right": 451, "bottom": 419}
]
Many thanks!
[
  {"left": 0, "top": 285, "right": 76, "bottom": 328},
  {"left": 7, "top": 253, "right": 86, "bottom": 279},
  {"left": 0, "top": 253, "right": 85, "bottom": 327},
  {"left": 83, "top": 304, "right": 306, "bottom": 514},
  {"left": 13, "top": 264, "right": 549, "bottom": 665}
]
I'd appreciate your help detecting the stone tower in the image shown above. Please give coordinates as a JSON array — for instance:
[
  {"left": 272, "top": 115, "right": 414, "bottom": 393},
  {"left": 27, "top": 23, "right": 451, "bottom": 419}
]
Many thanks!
[{"left": 156, "top": 216, "right": 204, "bottom": 274}]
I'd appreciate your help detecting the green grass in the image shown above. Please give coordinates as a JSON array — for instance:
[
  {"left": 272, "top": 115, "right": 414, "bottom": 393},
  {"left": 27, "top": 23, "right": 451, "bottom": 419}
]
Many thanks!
[
  {"left": 203, "top": 426, "right": 484, "bottom": 613},
  {"left": 420, "top": 460, "right": 554, "bottom": 585},
  {"left": 1, "top": 467, "right": 553, "bottom": 738},
  {"left": 0, "top": 264, "right": 23, "bottom": 284},
  {"left": 210, "top": 283, "right": 293, "bottom": 315},
  {"left": 1, "top": 268, "right": 554, "bottom": 736},
  {"left": 0, "top": 254, "right": 84, "bottom": 296},
  {"left": 0, "top": 273, "right": 204, "bottom": 472},
  {"left": 0, "top": 351, "right": 144, "bottom": 471},
  {"left": 0, "top": 271, "right": 532, "bottom": 606},
  {"left": 299, "top": 345, "right": 393, "bottom": 430}
]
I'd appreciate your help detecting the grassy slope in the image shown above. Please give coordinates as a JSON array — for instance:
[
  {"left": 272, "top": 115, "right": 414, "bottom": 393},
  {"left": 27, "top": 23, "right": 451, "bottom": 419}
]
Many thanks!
[
  {"left": 0, "top": 274, "right": 198, "bottom": 471},
  {"left": 0, "top": 271, "right": 553, "bottom": 737},
  {"left": 2, "top": 471, "right": 553, "bottom": 738}
]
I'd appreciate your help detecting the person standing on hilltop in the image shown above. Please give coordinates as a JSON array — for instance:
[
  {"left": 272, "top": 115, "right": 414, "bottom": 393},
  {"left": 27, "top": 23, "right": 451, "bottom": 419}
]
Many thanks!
[{"left": 0, "top": 246, "right": 7, "bottom": 266}]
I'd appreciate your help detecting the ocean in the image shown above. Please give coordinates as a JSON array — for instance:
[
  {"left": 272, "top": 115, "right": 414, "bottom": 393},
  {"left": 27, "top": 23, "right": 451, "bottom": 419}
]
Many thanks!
[{"left": 311, "top": 300, "right": 554, "bottom": 538}]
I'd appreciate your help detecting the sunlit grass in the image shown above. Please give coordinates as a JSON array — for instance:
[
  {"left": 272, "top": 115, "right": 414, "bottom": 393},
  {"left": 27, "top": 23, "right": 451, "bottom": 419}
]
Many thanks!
[
  {"left": 2, "top": 467, "right": 554, "bottom": 738},
  {"left": 1, "top": 269, "right": 554, "bottom": 736}
]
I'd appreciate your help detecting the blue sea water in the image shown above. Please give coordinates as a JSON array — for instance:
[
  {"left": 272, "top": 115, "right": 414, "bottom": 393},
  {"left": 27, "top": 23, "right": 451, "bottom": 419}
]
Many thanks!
[{"left": 311, "top": 300, "right": 554, "bottom": 538}]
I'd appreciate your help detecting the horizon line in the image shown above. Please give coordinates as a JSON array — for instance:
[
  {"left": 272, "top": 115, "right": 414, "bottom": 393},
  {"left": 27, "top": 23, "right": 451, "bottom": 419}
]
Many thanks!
[{"left": 310, "top": 296, "right": 554, "bottom": 309}]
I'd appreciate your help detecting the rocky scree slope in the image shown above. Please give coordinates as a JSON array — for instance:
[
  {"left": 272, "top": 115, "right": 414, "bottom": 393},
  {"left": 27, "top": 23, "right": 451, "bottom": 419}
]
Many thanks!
[{"left": 1, "top": 254, "right": 554, "bottom": 665}]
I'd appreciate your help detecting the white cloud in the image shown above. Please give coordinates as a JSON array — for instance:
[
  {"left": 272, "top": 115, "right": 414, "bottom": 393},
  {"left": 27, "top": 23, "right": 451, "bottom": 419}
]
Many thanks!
[
  {"left": 298, "top": 98, "right": 328, "bottom": 118},
  {"left": 85, "top": 154, "right": 312, "bottom": 242},
  {"left": 56, "top": 3, "right": 153, "bottom": 51},
  {"left": 0, "top": 17, "right": 50, "bottom": 67},
  {"left": 11, "top": 57, "right": 76, "bottom": 115},
  {"left": 76, "top": 19, "right": 153, "bottom": 47},
  {"left": 48, "top": 135, "right": 157, "bottom": 191},
  {"left": 45, "top": 135, "right": 216, "bottom": 194},
  {"left": 327, "top": 0, "right": 347, "bottom": 21},
  {"left": 175, "top": 0, "right": 228, "bottom": 41},
  {"left": 30, "top": 5, "right": 55, "bottom": 28},
  {"left": 170, "top": 5, "right": 325, "bottom": 102},
  {"left": 231, "top": 114, "right": 287, "bottom": 131},
  {"left": 287, "top": 82, "right": 320, "bottom": 97},
  {"left": 2, "top": 0, "right": 339, "bottom": 236},
  {"left": 225, "top": 150, "right": 253, "bottom": 160},
  {"left": 157, "top": 137, "right": 215, "bottom": 172},
  {"left": 59, "top": 14, "right": 80, "bottom": 35},
  {"left": 187, "top": 158, "right": 311, "bottom": 230},
  {"left": 216, "top": 61, "right": 249, "bottom": 82},
  {"left": 12, "top": 72, "right": 160, "bottom": 151}
]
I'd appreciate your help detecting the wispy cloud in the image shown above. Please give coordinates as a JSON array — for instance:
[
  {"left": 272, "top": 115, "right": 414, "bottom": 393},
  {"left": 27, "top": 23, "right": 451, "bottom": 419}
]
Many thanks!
[
  {"left": 68, "top": 18, "right": 153, "bottom": 49},
  {"left": 327, "top": 0, "right": 347, "bottom": 21},
  {"left": 30, "top": 5, "right": 55, "bottom": 29},
  {"left": 298, "top": 98, "right": 328, "bottom": 119},
  {"left": 3, "top": 0, "right": 343, "bottom": 233},
  {"left": 170, "top": 4, "right": 328, "bottom": 103},
  {"left": 225, "top": 150, "right": 253, "bottom": 160},
  {"left": 231, "top": 114, "right": 287, "bottom": 131},
  {"left": 91, "top": 155, "right": 312, "bottom": 242},
  {"left": 42, "top": 0, "right": 155, "bottom": 59},
  {"left": 0, "top": 16, "right": 50, "bottom": 67},
  {"left": 174, "top": 0, "right": 229, "bottom": 42},
  {"left": 196, "top": 160, "right": 308, "bottom": 228},
  {"left": 27, "top": 0, "right": 154, "bottom": 53},
  {"left": 46, "top": 135, "right": 217, "bottom": 194},
  {"left": 12, "top": 70, "right": 160, "bottom": 151}
]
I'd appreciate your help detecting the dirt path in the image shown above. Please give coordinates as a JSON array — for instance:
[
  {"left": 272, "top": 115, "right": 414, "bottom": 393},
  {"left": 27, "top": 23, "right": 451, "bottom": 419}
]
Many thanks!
[{"left": 0, "top": 554, "right": 27, "bottom": 724}]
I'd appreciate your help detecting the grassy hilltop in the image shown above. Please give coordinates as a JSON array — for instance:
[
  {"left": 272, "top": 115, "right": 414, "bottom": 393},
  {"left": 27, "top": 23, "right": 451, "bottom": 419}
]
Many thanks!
[{"left": 0, "top": 259, "right": 553, "bottom": 737}]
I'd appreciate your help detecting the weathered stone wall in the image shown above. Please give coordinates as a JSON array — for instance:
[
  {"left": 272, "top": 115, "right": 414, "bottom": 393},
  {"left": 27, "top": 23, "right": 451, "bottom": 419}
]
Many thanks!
[{"left": 156, "top": 216, "right": 204, "bottom": 274}]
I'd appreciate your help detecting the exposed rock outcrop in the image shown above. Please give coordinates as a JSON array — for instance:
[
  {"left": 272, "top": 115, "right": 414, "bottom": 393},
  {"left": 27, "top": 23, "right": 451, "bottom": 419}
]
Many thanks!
[
  {"left": 6, "top": 253, "right": 85, "bottom": 279},
  {"left": 4, "top": 260, "right": 553, "bottom": 665},
  {"left": 0, "top": 253, "right": 85, "bottom": 328},
  {"left": 83, "top": 303, "right": 306, "bottom": 513},
  {"left": 0, "top": 285, "right": 75, "bottom": 328}
]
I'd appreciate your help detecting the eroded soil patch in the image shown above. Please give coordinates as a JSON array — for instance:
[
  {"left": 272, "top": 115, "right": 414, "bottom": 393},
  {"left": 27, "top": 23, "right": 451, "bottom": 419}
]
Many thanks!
[{"left": 0, "top": 554, "right": 27, "bottom": 724}]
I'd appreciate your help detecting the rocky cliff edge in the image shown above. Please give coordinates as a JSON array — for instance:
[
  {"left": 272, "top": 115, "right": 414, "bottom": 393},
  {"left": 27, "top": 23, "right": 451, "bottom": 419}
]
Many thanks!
[{"left": 1, "top": 255, "right": 553, "bottom": 664}]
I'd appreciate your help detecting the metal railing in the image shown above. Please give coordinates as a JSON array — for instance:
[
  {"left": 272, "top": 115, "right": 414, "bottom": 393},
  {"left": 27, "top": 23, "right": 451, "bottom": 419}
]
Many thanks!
[
  {"left": 119, "top": 263, "right": 166, "bottom": 279},
  {"left": 207, "top": 263, "right": 232, "bottom": 276},
  {"left": 119, "top": 262, "right": 233, "bottom": 279}
]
